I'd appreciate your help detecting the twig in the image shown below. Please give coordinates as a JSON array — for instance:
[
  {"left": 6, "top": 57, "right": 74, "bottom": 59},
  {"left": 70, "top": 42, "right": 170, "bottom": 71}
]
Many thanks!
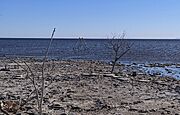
[
  {"left": 5, "top": 57, "right": 40, "bottom": 105},
  {"left": 39, "top": 28, "right": 56, "bottom": 115}
]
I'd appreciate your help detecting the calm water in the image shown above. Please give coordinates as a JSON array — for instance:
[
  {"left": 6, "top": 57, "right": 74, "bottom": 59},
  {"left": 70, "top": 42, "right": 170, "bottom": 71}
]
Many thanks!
[{"left": 0, "top": 38, "right": 180, "bottom": 63}]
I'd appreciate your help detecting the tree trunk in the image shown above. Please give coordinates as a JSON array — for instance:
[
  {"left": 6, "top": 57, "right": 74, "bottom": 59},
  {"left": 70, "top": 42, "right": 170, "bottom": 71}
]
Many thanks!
[{"left": 111, "top": 61, "right": 116, "bottom": 73}]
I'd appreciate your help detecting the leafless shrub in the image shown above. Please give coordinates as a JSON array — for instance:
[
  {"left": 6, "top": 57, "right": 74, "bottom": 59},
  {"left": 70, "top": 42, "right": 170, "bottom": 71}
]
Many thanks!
[
  {"left": 73, "top": 37, "right": 89, "bottom": 57},
  {"left": 2, "top": 28, "right": 56, "bottom": 115},
  {"left": 106, "top": 33, "right": 133, "bottom": 73},
  {"left": 72, "top": 37, "right": 95, "bottom": 73}
]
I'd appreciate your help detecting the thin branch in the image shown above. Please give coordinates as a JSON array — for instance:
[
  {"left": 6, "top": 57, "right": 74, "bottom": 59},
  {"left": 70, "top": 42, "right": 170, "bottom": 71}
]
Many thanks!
[
  {"left": 4, "top": 56, "right": 40, "bottom": 113},
  {"left": 39, "top": 28, "right": 56, "bottom": 115},
  {"left": 117, "top": 48, "right": 130, "bottom": 60}
]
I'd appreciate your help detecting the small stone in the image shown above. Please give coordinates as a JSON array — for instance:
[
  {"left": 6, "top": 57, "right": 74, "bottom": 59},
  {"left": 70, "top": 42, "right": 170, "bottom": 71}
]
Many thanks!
[
  {"left": 25, "top": 105, "right": 33, "bottom": 110},
  {"left": 25, "top": 111, "right": 35, "bottom": 115},
  {"left": 138, "top": 109, "right": 148, "bottom": 113},
  {"left": 60, "top": 114, "right": 67, "bottom": 115},
  {"left": 175, "top": 86, "right": 180, "bottom": 94},
  {"left": 69, "top": 105, "right": 82, "bottom": 112},
  {"left": 0, "top": 94, "right": 6, "bottom": 100},
  {"left": 48, "top": 103, "right": 65, "bottom": 111},
  {"left": 149, "top": 109, "right": 156, "bottom": 112},
  {"left": 42, "top": 113, "right": 48, "bottom": 115},
  {"left": 133, "top": 101, "right": 143, "bottom": 105},
  {"left": 129, "top": 108, "right": 137, "bottom": 111}
]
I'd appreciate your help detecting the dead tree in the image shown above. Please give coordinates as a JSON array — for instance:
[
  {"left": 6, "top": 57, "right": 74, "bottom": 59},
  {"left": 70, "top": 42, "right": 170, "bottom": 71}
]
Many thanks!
[
  {"left": 107, "top": 33, "right": 132, "bottom": 73},
  {"left": 73, "top": 37, "right": 89, "bottom": 57}
]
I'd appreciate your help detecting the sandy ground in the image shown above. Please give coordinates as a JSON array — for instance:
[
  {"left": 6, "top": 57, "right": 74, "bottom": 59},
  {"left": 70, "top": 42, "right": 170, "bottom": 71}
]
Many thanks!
[{"left": 0, "top": 59, "right": 180, "bottom": 115}]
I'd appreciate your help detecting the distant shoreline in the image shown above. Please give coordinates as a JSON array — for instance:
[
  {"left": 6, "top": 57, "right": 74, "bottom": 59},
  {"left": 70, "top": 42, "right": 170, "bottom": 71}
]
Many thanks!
[{"left": 0, "top": 38, "right": 179, "bottom": 40}]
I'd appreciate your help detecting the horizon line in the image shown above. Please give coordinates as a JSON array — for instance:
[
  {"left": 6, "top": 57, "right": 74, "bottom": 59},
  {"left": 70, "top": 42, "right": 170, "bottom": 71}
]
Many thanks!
[
  {"left": 0, "top": 37, "right": 179, "bottom": 40},
  {"left": 0, "top": 36, "right": 179, "bottom": 39}
]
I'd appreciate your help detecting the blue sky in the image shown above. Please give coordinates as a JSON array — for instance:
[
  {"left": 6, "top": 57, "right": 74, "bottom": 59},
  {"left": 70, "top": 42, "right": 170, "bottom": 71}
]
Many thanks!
[{"left": 0, "top": 0, "right": 180, "bottom": 38}]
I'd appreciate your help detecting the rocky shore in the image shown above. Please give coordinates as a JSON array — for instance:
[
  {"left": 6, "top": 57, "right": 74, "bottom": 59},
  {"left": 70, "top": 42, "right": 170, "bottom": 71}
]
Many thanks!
[{"left": 0, "top": 59, "right": 180, "bottom": 115}]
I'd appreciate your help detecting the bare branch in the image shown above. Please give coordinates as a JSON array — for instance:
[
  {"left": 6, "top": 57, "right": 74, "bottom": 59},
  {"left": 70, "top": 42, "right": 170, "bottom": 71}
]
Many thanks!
[{"left": 39, "top": 28, "right": 56, "bottom": 115}]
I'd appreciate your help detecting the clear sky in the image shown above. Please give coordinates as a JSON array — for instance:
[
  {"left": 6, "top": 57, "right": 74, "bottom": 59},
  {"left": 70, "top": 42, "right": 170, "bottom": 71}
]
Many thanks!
[{"left": 0, "top": 0, "right": 180, "bottom": 38}]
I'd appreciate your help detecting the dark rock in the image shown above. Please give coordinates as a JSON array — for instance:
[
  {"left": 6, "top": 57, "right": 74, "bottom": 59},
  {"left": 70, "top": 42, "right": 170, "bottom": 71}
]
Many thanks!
[
  {"left": 149, "top": 109, "right": 156, "bottom": 112},
  {"left": 108, "top": 96, "right": 113, "bottom": 98},
  {"left": 60, "top": 114, "right": 67, "bottom": 115},
  {"left": 60, "top": 97, "right": 65, "bottom": 102},
  {"left": 166, "top": 110, "right": 171, "bottom": 114},
  {"left": 175, "top": 86, "right": 180, "bottom": 94},
  {"left": 113, "top": 83, "right": 119, "bottom": 88},
  {"left": 0, "top": 68, "right": 10, "bottom": 71},
  {"left": 95, "top": 99, "right": 104, "bottom": 108},
  {"left": 138, "top": 109, "right": 148, "bottom": 113},
  {"left": 42, "top": 113, "right": 48, "bottom": 115},
  {"left": 48, "top": 103, "right": 65, "bottom": 111},
  {"left": 25, "top": 112, "right": 35, "bottom": 115},
  {"left": 70, "top": 105, "right": 82, "bottom": 112},
  {"left": 95, "top": 99, "right": 109, "bottom": 110},
  {"left": 0, "top": 94, "right": 6, "bottom": 100},
  {"left": 66, "top": 94, "right": 71, "bottom": 98},
  {"left": 66, "top": 89, "right": 75, "bottom": 93},
  {"left": 133, "top": 101, "right": 143, "bottom": 105},
  {"left": 120, "top": 102, "right": 129, "bottom": 105},
  {"left": 132, "top": 71, "right": 137, "bottom": 77},
  {"left": 49, "top": 89, "right": 58, "bottom": 95},
  {"left": 6, "top": 94, "right": 18, "bottom": 100},
  {"left": 129, "top": 108, "right": 137, "bottom": 111},
  {"left": 25, "top": 106, "right": 33, "bottom": 110}
]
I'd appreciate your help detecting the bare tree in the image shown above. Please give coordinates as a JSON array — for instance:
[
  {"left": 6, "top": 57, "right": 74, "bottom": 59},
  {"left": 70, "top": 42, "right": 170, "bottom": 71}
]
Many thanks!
[
  {"left": 107, "top": 33, "right": 133, "bottom": 73},
  {"left": 73, "top": 37, "right": 89, "bottom": 57}
]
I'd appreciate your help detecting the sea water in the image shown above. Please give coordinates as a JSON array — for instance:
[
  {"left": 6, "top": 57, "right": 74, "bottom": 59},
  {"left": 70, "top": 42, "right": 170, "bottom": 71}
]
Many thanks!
[
  {"left": 0, "top": 38, "right": 180, "bottom": 63},
  {"left": 1, "top": 38, "right": 180, "bottom": 79}
]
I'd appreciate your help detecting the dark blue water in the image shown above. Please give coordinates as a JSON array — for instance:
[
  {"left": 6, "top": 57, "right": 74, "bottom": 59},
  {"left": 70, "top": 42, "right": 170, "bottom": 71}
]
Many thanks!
[{"left": 0, "top": 38, "right": 180, "bottom": 63}]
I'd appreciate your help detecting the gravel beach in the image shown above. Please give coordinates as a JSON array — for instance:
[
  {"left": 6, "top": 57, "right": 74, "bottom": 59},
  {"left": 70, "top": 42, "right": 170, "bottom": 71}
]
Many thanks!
[{"left": 0, "top": 59, "right": 180, "bottom": 115}]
